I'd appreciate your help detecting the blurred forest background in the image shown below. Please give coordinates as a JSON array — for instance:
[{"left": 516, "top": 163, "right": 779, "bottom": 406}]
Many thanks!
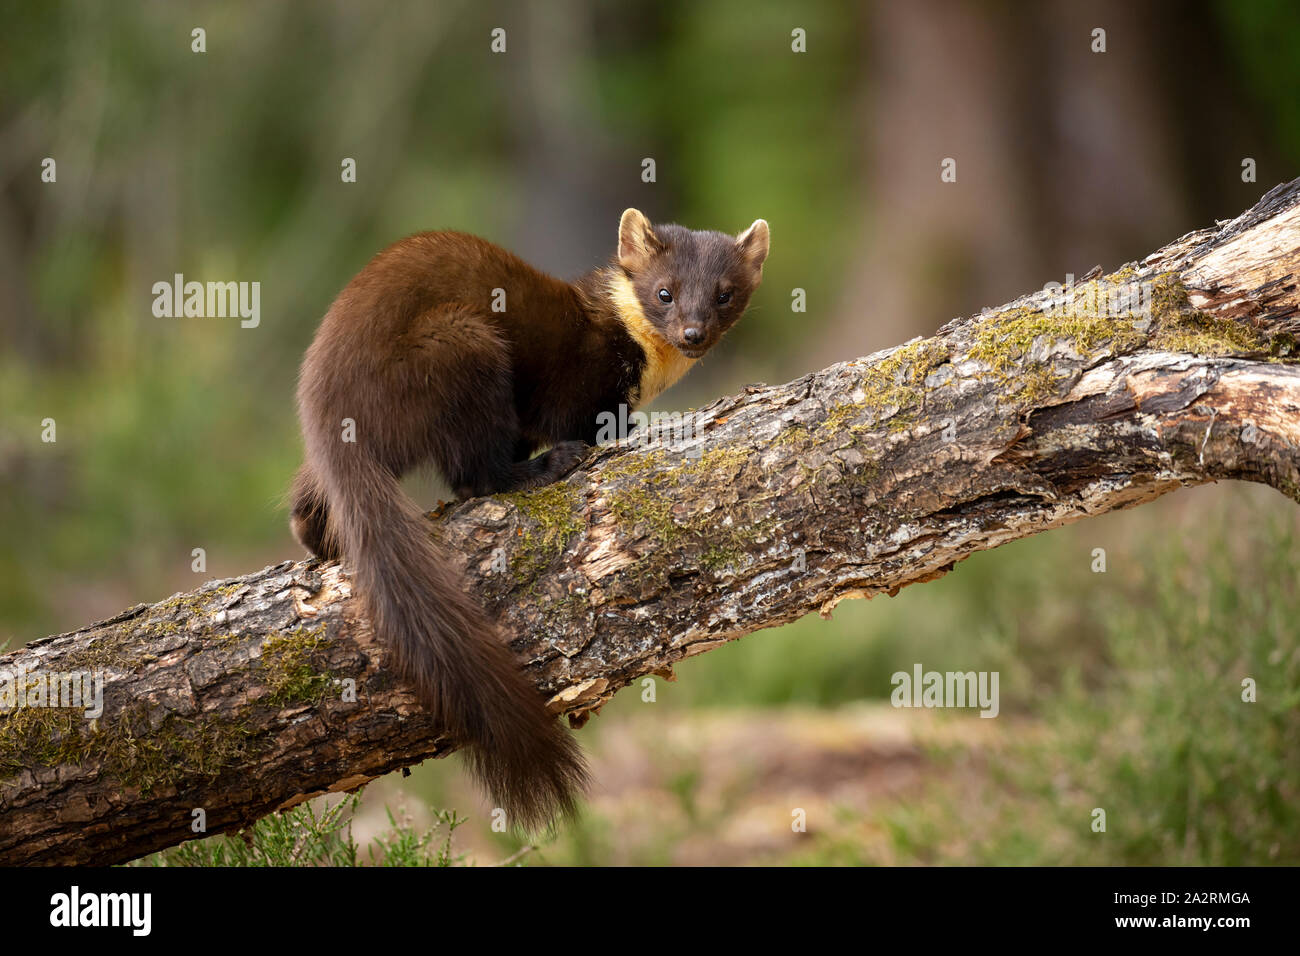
[{"left": 3, "top": 0, "right": 1299, "bottom": 865}]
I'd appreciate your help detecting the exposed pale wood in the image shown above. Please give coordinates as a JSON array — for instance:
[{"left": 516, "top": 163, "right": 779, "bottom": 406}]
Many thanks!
[{"left": 3, "top": 180, "right": 1299, "bottom": 866}]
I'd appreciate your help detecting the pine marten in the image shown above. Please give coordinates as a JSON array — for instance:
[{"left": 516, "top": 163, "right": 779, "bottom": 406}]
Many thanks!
[{"left": 290, "top": 208, "right": 770, "bottom": 829}]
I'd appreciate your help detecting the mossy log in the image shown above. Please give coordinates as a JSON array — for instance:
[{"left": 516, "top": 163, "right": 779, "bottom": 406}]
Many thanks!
[{"left": 4, "top": 180, "right": 1300, "bottom": 866}]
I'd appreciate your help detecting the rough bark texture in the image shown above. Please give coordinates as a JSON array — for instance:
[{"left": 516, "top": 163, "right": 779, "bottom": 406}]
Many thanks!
[{"left": 4, "top": 181, "right": 1300, "bottom": 866}]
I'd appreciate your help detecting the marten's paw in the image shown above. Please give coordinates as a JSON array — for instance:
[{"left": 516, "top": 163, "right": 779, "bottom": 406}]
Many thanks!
[
  {"left": 543, "top": 440, "right": 591, "bottom": 480},
  {"left": 504, "top": 440, "right": 592, "bottom": 492}
]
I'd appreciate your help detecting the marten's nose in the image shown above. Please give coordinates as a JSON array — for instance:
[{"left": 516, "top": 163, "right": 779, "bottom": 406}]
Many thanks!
[{"left": 682, "top": 326, "right": 705, "bottom": 346}]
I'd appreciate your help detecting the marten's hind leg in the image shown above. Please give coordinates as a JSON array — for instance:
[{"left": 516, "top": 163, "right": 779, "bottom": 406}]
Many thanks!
[
  {"left": 290, "top": 464, "right": 340, "bottom": 560},
  {"left": 400, "top": 306, "right": 587, "bottom": 498}
]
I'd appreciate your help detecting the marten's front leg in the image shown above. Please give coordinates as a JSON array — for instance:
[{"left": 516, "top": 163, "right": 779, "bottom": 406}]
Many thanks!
[{"left": 505, "top": 440, "right": 590, "bottom": 492}]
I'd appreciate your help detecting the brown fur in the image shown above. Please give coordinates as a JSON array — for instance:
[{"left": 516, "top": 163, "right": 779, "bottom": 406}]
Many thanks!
[{"left": 291, "top": 211, "right": 768, "bottom": 829}]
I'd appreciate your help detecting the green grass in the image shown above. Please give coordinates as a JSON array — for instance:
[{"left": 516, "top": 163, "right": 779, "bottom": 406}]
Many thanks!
[
  {"left": 782, "top": 493, "right": 1300, "bottom": 865},
  {"left": 133, "top": 793, "right": 469, "bottom": 867}
]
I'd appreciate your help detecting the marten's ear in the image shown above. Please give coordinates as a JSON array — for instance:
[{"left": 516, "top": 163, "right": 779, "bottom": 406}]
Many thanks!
[
  {"left": 736, "top": 218, "right": 770, "bottom": 270},
  {"left": 618, "top": 208, "right": 662, "bottom": 269}
]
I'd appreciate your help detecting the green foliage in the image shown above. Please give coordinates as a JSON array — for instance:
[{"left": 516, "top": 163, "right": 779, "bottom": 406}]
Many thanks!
[
  {"left": 136, "top": 792, "right": 468, "bottom": 867},
  {"left": 1216, "top": 0, "right": 1300, "bottom": 161},
  {"left": 791, "top": 500, "right": 1300, "bottom": 865}
]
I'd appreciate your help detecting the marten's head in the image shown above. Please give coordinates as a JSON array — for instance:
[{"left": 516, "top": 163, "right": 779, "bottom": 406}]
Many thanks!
[{"left": 612, "top": 208, "right": 769, "bottom": 361}]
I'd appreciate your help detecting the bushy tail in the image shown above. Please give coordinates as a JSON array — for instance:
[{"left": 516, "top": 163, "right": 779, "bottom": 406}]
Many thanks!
[{"left": 322, "top": 450, "right": 588, "bottom": 830}]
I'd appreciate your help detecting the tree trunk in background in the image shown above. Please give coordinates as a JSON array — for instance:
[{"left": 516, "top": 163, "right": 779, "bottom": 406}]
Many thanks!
[{"left": 814, "top": 0, "right": 1274, "bottom": 372}]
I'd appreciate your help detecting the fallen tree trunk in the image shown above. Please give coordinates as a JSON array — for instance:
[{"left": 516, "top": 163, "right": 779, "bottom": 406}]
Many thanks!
[{"left": 4, "top": 180, "right": 1300, "bottom": 866}]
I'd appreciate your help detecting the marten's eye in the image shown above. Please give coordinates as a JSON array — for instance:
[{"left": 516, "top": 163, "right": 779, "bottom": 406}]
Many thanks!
[
  {"left": 657, "top": 288, "right": 673, "bottom": 303},
  {"left": 716, "top": 291, "right": 732, "bottom": 305}
]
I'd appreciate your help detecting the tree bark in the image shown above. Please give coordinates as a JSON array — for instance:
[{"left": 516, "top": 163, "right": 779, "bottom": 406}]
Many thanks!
[{"left": 4, "top": 180, "right": 1300, "bottom": 866}]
